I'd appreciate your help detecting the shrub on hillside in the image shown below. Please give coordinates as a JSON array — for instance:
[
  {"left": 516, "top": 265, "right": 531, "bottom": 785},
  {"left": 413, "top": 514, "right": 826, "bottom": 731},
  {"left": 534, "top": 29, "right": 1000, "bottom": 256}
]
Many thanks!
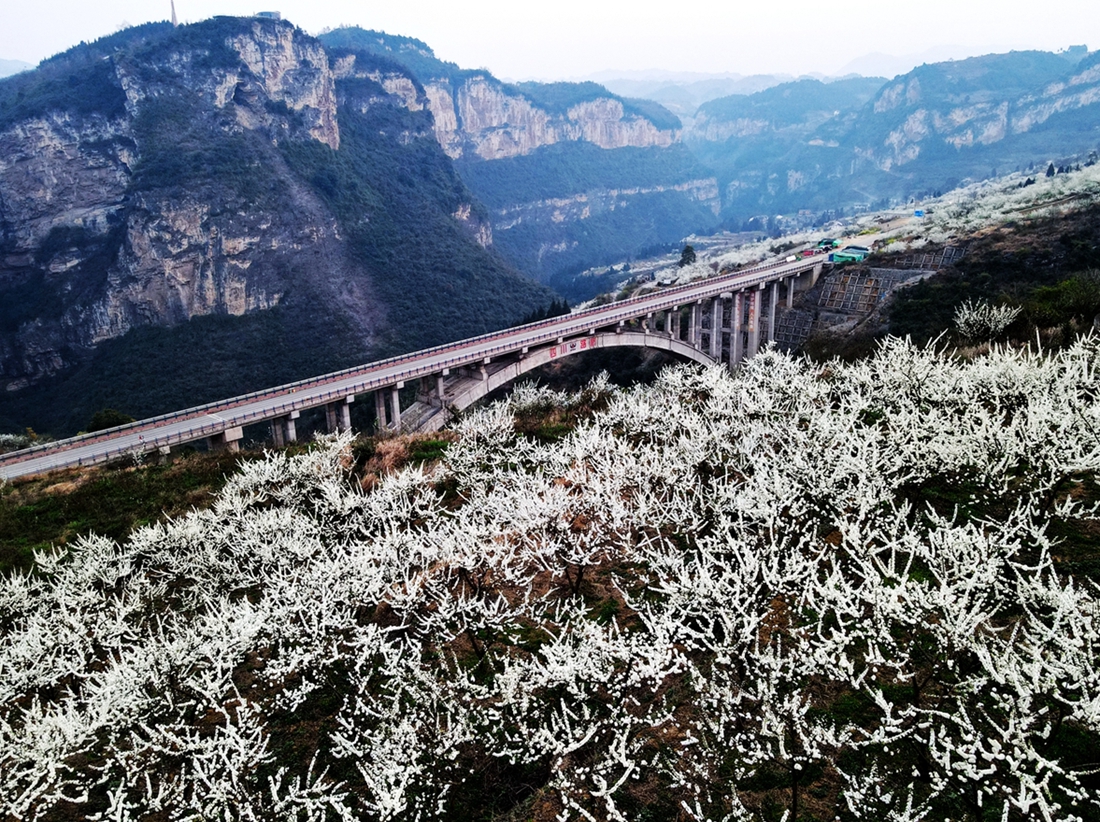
[{"left": 1, "top": 340, "right": 1099, "bottom": 820}]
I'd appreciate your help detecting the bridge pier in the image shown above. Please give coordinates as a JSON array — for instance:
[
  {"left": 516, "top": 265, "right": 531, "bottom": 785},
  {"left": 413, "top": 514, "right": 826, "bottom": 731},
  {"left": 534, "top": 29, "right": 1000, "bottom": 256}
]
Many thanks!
[
  {"left": 690, "top": 302, "right": 701, "bottom": 350},
  {"left": 747, "top": 287, "right": 763, "bottom": 358},
  {"left": 271, "top": 411, "right": 300, "bottom": 446},
  {"left": 435, "top": 372, "right": 447, "bottom": 407},
  {"left": 374, "top": 391, "right": 387, "bottom": 432},
  {"left": 325, "top": 396, "right": 354, "bottom": 433},
  {"left": 786, "top": 276, "right": 795, "bottom": 309},
  {"left": 389, "top": 384, "right": 402, "bottom": 431},
  {"left": 768, "top": 281, "right": 779, "bottom": 344},
  {"left": 709, "top": 298, "right": 722, "bottom": 359},
  {"left": 209, "top": 426, "right": 244, "bottom": 453},
  {"left": 730, "top": 291, "right": 744, "bottom": 366},
  {"left": 670, "top": 306, "right": 681, "bottom": 340}
]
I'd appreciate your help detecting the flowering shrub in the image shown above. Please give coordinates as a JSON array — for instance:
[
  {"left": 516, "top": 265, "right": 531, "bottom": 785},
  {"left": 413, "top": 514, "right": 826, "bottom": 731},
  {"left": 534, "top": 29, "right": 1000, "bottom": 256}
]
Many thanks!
[
  {"left": 0, "top": 433, "right": 32, "bottom": 455},
  {"left": 953, "top": 298, "right": 1023, "bottom": 341},
  {"left": 1, "top": 339, "right": 1099, "bottom": 821}
]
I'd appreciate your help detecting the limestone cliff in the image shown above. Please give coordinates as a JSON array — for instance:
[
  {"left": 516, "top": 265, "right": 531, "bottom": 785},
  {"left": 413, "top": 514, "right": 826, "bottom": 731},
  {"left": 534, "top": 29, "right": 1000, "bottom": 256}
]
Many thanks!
[
  {"left": 0, "top": 19, "right": 349, "bottom": 391},
  {"left": 314, "top": 29, "right": 719, "bottom": 289},
  {"left": 0, "top": 18, "right": 551, "bottom": 424},
  {"left": 425, "top": 76, "right": 680, "bottom": 160},
  {"left": 860, "top": 52, "right": 1100, "bottom": 171},
  {"left": 684, "top": 53, "right": 1100, "bottom": 225}
]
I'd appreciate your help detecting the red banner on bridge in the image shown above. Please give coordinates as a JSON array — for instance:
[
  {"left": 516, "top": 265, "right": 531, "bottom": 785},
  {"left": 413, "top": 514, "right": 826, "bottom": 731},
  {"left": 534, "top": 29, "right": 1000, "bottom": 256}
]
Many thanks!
[{"left": 549, "top": 337, "right": 598, "bottom": 359}]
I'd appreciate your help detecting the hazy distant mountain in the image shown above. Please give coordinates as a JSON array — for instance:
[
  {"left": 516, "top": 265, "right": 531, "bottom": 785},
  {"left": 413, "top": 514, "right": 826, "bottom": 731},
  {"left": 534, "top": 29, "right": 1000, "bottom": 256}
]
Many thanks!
[
  {"left": 688, "top": 48, "right": 1100, "bottom": 222},
  {"left": 836, "top": 45, "right": 1089, "bottom": 80},
  {"left": 594, "top": 74, "right": 795, "bottom": 116},
  {"left": 0, "top": 59, "right": 32, "bottom": 78}
]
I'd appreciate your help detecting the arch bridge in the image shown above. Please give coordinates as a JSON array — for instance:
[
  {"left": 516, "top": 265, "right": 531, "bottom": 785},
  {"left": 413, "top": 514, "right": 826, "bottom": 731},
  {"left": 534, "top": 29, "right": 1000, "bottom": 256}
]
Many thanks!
[{"left": 0, "top": 255, "right": 824, "bottom": 480}]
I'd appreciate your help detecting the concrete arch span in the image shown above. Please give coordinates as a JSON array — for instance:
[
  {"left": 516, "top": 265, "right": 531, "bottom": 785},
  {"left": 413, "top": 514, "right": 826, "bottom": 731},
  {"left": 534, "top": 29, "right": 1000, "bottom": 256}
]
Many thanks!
[{"left": 404, "top": 331, "right": 715, "bottom": 432}]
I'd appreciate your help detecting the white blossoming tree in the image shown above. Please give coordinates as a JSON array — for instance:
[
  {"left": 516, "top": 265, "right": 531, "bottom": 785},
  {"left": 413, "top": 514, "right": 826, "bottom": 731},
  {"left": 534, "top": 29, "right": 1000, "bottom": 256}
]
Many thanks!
[{"left": 1, "top": 338, "right": 1099, "bottom": 821}]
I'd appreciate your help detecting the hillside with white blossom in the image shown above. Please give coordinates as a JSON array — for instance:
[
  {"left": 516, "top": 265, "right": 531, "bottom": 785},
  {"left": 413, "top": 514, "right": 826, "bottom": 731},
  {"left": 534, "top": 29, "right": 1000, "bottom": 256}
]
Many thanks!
[{"left": 2, "top": 336, "right": 1100, "bottom": 821}]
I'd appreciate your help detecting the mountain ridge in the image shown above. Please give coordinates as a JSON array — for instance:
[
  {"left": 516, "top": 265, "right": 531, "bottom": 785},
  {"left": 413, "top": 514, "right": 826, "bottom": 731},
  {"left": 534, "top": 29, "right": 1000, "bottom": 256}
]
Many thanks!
[
  {"left": 0, "top": 17, "right": 554, "bottom": 434},
  {"left": 684, "top": 48, "right": 1100, "bottom": 223}
]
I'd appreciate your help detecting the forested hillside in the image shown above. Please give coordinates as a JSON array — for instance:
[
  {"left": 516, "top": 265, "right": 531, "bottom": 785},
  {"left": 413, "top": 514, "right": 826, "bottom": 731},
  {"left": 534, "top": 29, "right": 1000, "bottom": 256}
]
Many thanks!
[
  {"left": 0, "top": 17, "right": 553, "bottom": 437},
  {"left": 687, "top": 49, "right": 1100, "bottom": 224}
]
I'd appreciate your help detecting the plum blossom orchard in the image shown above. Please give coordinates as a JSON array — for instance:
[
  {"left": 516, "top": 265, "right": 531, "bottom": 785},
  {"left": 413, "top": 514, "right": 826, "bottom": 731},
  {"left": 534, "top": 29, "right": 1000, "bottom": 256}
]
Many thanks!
[
  {"left": 2, "top": 339, "right": 1100, "bottom": 820},
  {"left": 645, "top": 164, "right": 1100, "bottom": 288}
]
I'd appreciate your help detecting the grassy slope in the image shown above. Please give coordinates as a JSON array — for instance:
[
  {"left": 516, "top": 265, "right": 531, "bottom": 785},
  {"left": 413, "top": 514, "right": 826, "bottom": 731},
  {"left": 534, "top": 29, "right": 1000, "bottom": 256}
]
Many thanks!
[
  {"left": 0, "top": 449, "right": 257, "bottom": 575},
  {"left": 888, "top": 204, "right": 1100, "bottom": 343}
]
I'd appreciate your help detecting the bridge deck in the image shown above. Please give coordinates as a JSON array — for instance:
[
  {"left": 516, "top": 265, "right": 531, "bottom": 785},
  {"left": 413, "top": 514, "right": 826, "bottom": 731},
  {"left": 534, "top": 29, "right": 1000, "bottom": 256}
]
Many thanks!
[{"left": 0, "top": 255, "right": 824, "bottom": 480}]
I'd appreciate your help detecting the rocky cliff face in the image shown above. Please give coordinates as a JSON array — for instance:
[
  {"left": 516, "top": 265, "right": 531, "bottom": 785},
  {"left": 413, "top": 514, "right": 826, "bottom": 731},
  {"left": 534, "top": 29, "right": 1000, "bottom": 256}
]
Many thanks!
[
  {"left": 493, "top": 178, "right": 721, "bottom": 232},
  {"left": 425, "top": 75, "right": 679, "bottom": 160},
  {"left": 0, "top": 19, "right": 355, "bottom": 392},
  {"left": 860, "top": 53, "right": 1100, "bottom": 171},
  {"left": 0, "top": 18, "right": 551, "bottom": 424},
  {"left": 313, "top": 28, "right": 718, "bottom": 287},
  {"left": 683, "top": 53, "right": 1100, "bottom": 224}
]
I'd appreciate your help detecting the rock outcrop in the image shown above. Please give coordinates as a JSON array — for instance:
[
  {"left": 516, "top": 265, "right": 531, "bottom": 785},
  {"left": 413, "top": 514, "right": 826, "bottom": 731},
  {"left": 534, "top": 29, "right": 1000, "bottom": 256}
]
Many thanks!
[
  {"left": 860, "top": 53, "right": 1100, "bottom": 171},
  {"left": 0, "top": 17, "right": 551, "bottom": 421},
  {"left": 424, "top": 76, "right": 679, "bottom": 160},
  {"left": 0, "top": 20, "right": 353, "bottom": 391}
]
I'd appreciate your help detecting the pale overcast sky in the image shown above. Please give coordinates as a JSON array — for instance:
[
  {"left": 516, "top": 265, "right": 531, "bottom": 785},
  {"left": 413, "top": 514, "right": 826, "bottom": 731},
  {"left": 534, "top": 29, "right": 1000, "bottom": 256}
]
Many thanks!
[{"left": 1, "top": 0, "right": 1096, "bottom": 80}]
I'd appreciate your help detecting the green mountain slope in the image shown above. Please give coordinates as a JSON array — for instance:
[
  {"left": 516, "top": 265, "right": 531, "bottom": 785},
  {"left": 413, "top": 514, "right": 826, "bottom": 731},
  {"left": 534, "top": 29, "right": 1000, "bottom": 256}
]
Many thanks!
[{"left": 0, "top": 17, "right": 553, "bottom": 437}]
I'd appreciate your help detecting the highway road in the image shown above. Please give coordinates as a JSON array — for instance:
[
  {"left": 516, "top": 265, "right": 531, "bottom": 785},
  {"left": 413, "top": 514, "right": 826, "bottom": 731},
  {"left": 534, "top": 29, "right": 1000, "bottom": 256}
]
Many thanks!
[{"left": 0, "top": 253, "right": 823, "bottom": 480}]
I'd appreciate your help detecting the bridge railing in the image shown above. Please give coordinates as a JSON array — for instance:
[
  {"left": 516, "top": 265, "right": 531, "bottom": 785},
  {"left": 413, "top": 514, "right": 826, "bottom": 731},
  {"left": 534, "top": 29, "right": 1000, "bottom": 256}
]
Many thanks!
[{"left": 0, "top": 255, "right": 818, "bottom": 468}]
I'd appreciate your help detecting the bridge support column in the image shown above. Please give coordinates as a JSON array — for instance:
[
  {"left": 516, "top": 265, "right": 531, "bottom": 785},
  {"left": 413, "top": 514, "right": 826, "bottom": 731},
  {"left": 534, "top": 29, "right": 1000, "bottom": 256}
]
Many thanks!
[
  {"left": 326, "top": 396, "right": 354, "bottom": 433},
  {"left": 690, "top": 302, "right": 702, "bottom": 349},
  {"left": 435, "top": 373, "right": 446, "bottom": 407},
  {"left": 670, "top": 307, "right": 681, "bottom": 340},
  {"left": 644, "top": 313, "right": 652, "bottom": 334},
  {"left": 747, "top": 287, "right": 763, "bottom": 358},
  {"left": 710, "top": 298, "right": 722, "bottom": 358},
  {"left": 812, "top": 261, "right": 823, "bottom": 287},
  {"left": 389, "top": 386, "right": 402, "bottom": 431},
  {"left": 209, "top": 426, "right": 243, "bottom": 453},
  {"left": 375, "top": 391, "right": 388, "bottom": 431},
  {"left": 768, "top": 281, "right": 779, "bottom": 344},
  {"left": 340, "top": 396, "right": 353, "bottom": 431},
  {"left": 786, "top": 276, "right": 795, "bottom": 309},
  {"left": 730, "top": 292, "right": 743, "bottom": 367},
  {"left": 270, "top": 411, "right": 300, "bottom": 446}
]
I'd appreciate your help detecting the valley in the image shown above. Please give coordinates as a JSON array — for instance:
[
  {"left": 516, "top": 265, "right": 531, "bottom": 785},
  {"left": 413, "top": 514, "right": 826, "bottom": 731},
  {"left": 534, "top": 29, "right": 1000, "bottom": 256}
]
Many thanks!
[{"left": 2, "top": 14, "right": 1100, "bottom": 822}]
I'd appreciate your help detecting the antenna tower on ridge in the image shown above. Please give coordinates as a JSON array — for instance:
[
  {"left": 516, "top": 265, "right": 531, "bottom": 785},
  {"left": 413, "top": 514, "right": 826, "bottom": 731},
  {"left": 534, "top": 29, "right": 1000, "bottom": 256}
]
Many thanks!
[{"left": 171, "top": 0, "right": 179, "bottom": 26}]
